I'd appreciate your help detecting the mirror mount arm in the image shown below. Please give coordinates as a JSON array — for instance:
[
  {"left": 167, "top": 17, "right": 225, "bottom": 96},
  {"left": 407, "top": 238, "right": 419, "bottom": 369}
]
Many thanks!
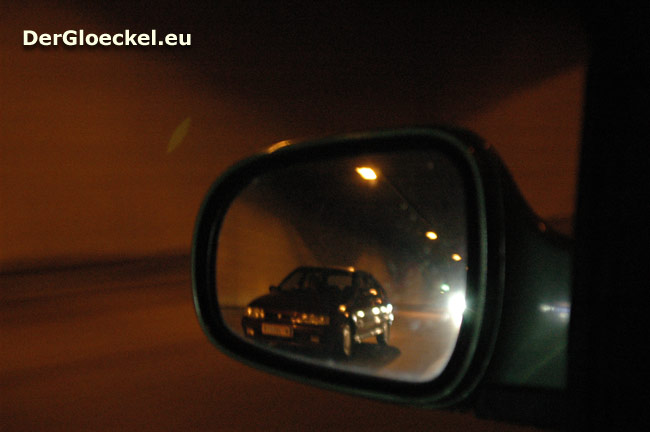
[{"left": 475, "top": 162, "right": 573, "bottom": 428}]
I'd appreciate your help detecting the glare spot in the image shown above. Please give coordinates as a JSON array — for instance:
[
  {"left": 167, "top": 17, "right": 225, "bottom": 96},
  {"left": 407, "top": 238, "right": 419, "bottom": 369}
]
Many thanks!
[
  {"left": 448, "top": 292, "right": 466, "bottom": 328},
  {"left": 356, "top": 167, "right": 378, "bottom": 180}
]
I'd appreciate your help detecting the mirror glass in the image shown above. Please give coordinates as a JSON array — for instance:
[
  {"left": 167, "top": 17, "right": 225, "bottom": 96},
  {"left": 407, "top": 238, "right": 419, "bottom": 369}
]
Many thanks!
[{"left": 216, "top": 149, "right": 469, "bottom": 383}]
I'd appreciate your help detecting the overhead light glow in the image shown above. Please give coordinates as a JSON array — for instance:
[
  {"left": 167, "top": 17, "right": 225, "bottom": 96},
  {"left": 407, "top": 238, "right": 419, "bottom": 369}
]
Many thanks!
[
  {"left": 356, "top": 167, "right": 377, "bottom": 180},
  {"left": 426, "top": 231, "right": 438, "bottom": 240},
  {"left": 452, "top": 253, "right": 462, "bottom": 262}
]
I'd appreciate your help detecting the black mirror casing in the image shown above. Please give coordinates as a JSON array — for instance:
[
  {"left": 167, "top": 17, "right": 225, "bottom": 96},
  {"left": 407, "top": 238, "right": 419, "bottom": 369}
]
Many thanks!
[
  {"left": 192, "top": 127, "right": 571, "bottom": 422},
  {"left": 192, "top": 127, "right": 507, "bottom": 406}
]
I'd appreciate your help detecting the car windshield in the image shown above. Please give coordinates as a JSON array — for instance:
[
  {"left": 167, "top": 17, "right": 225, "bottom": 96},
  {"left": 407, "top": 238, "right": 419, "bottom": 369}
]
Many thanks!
[{"left": 278, "top": 269, "right": 354, "bottom": 297}]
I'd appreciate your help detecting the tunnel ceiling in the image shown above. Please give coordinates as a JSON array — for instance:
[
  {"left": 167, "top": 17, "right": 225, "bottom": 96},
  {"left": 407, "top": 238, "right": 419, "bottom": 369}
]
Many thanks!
[{"left": 245, "top": 148, "right": 469, "bottom": 264}]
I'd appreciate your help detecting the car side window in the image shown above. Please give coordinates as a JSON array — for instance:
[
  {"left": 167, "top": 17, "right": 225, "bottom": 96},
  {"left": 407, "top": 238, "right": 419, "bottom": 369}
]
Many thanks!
[
  {"left": 327, "top": 273, "right": 353, "bottom": 293},
  {"left": 304, "top": 272, "right": 323, "bottom": 290}
]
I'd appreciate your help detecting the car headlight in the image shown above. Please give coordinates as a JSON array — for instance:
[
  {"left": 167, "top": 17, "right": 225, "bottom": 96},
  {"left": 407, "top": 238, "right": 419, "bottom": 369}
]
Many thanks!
[
  {"left": 292, "top": 313, "right": 330, "bottom": 326},
  {"left": 246, "top": 307, "right": 265, "bottom": 319}
]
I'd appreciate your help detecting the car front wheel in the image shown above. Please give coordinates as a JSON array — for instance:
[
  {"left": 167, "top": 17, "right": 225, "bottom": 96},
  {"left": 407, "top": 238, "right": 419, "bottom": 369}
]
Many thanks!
[
  {"left": 376, "top": 322, "right": 390, "bottom": 345},
  {"left": 336, "top": 323, "right": 353, "bottom": 358}
]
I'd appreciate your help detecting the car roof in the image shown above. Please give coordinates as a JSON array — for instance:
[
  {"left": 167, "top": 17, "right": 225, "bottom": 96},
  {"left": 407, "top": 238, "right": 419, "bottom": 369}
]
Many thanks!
[{"left": 294, "top": 265, "right": 368, "bottom": 276}]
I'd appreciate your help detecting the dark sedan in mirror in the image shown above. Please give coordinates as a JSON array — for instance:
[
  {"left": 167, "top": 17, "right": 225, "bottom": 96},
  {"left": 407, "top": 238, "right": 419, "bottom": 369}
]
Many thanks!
[
  {"left": 192, "top": 127, "right": 570, "bottom": 412},
  {"left": 240, "top": 266, "right": 394, "bottom": 359}
]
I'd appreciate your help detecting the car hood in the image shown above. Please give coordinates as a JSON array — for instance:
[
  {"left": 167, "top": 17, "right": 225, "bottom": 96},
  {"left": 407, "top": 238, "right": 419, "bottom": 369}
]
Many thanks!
[{"left": 248, "top": 290, "right": 340, "bottom": 314}]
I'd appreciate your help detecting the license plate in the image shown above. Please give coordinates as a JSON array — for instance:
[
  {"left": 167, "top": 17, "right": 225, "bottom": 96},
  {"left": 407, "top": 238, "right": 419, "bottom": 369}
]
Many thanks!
[{"left": 262, "top": 323, "right": 293, "bottom": 338}]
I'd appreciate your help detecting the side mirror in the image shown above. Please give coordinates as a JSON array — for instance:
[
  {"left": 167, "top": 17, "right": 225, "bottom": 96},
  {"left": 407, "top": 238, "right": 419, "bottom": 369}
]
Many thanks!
[{"left": 192, "top": 127, "right": 571, "bottom": 425}]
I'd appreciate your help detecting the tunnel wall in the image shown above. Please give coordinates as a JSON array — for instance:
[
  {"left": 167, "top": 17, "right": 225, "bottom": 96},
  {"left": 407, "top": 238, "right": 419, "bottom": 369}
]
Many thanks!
[{"left": 216, "top": 198, "right": 393, "bottom": 307}]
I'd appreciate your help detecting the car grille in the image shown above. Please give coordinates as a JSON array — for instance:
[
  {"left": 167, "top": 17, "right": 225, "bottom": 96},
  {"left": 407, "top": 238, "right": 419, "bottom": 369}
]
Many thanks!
[{"left": 264, "top": 310, "right": 294, "bottom": 324}]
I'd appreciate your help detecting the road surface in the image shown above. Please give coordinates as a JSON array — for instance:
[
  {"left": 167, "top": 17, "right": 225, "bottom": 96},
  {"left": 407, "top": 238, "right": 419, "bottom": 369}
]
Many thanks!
[
  {"left": 1, "top": 255, "right": 544, "bottom": 431},
  {"left": 222, "top": 305, "right": 459, "bottom": 383}
]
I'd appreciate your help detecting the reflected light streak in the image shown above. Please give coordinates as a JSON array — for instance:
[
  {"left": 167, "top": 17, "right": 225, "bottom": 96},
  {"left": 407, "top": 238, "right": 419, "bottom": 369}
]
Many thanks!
[
  {"left": 266, "top": 140, "right": 294, "bottom": 153},
  {"left": 539, "top": 302, "right": 571, "bottom": 321},
  {"left": 448, "top": 292, "right": 466, "bottom": 328},
  {"left": 167, "top": 116, "right": 191, "bottom": 153}
]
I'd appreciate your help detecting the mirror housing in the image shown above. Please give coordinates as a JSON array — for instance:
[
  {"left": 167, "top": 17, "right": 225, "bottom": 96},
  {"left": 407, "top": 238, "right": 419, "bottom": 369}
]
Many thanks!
[{"left": 192, "top": 127, "right": 571, "bottom": 423}]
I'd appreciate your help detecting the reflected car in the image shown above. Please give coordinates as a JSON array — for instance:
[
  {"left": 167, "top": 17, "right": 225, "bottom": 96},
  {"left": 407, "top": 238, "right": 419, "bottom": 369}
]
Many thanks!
[{"left": 241, "top": 266, "right": 394, "bottom": 358}]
